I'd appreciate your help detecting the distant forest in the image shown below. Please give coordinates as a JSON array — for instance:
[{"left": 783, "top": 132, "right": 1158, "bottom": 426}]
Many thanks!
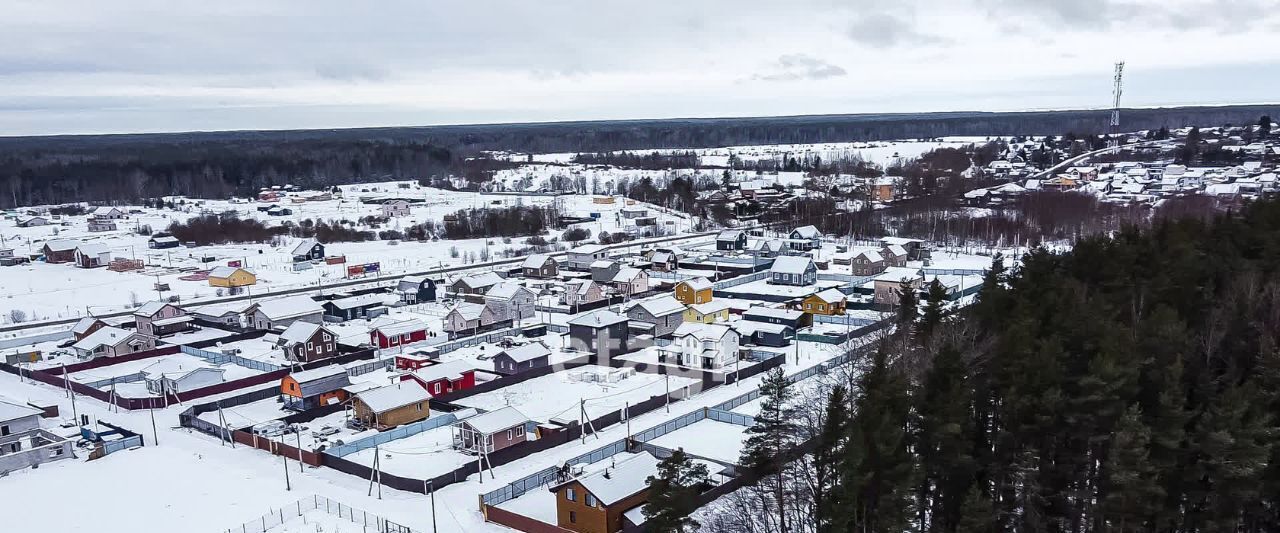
[{"left": 2, "top": 104, "right": 1276, "bottom": 208}]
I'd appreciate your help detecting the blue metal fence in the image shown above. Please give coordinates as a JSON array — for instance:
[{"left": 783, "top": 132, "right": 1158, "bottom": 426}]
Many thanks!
[
  {"left": 324, "top": 413, "right": 460, "bottom": 457},
  {"left": 180, "top": 345, "right": 283, "bottom": 373}
]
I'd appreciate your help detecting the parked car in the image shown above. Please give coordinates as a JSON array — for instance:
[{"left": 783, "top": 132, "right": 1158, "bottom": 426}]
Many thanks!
[
  {"left": 253, "top": 421, "right": 287, "bottom": 437},
  {"left": 312, "top": 425, "right": 340, "bottom": 438}
]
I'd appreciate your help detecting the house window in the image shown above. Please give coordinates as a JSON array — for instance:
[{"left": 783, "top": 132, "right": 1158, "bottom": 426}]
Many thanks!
[
  {"left": 434, "top": 383, "right": 443, "bottom": 394},
  {"left": 569, "top": 511, "right": 577, "bottom": 524},
  {"left": 1, "top": 425, "right": 9, "bottom": 436},
  {"left": 566, "top": 488, "right": 576, "bottom": 502},
  {"left": 307, "top": 342, "right": 313, "bottom": 351},
  {"left": 516, "top": 425, "right": 524, "bottom": 437},
  {"left": 416, "top": 402, "right": 424, "bottom": 412},
  {"left": 586, "top": 494, "right": 597, "bottom": 507},
  {"left": 507, "top": 429, "right": 514, "bottom": 440}
]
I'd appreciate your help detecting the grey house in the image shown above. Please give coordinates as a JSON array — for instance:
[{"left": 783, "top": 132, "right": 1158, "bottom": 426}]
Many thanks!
[
  {"left": 716, "top": 230, "right": 748, "bottom": 251},
  {"left": 590, "top": 260, "right": 621, "bottom": 284},
  {"left": 397, "top": 275, "right": 438, "bottom": 304},
  {"left": 291, "top": 238, "right": 325, "bottom": 262},
  {"left": 246, "top": 295, "right": 324, "bottom": 330},
  {"left": 625, "top": 296, "right": 686, "bottom": 338},
  {"left": 568, "top": 310, "right": 631, "bottom": 364},
  {"left": 493, "top": 342, "right": 552, "bottom": 375},
  {"left": 0, "top": 400, "right": 73, "bottom": 473},
  {"left": 769, "top": 256, "right": 817, "bottom": 286}
]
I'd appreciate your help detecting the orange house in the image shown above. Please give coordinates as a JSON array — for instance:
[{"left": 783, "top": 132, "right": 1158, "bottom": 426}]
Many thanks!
[
  {"left": 551, "top": 452, "right": 661, "bottom": 533},
  {"left": 280, "top": 365, "right": 351, "bottom": 411},
  {"left": 802, "top": 288, "right": 848, "bottom": 316},
  {"left": 673, "top": 277, "right": 713, "bottom": 305}
]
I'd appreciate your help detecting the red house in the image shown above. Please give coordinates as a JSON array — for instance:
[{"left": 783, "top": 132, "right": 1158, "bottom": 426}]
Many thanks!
[
  {"left": 395, "top": 349, "right": 439, "bottom": 371},
  {"left": 400, "top": 360, "right": 476, "bottom": 397},
  {"left": 369, "top": 320, "right": 429, "bottom": 349}
]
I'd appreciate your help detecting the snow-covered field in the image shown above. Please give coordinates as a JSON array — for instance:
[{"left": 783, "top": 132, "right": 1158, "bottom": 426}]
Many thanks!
[{"left": 455, "top": 366, "right": 699, "bottom": 424}]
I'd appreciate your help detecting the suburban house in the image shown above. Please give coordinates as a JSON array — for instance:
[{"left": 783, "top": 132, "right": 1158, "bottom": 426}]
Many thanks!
[
  {"left": 87, "top": 220, "right": 117, "bottom": 232},
  {"left": 396, "top": 275, "right": 438, "bottom": 304},
  {"left": 567, "top": 244, "right": 610, "bottom": 270},
  {"left": 589, "top": 260, "right": 620, "bottom": 283},
  {"left": 873, "top": 267, "right": 924, "bottom": 306},
  {"left": 881, "top": 237, "right": 928, "bottom": 261},
  {"left": 568, "top": 310, "right": 632, "bottom": 364},
  {"left": 881, "top": 244, "right": 909, "bottom": 267},
  {"left": 715, "top": 230, "right": 748, "bottom": 251},
  {"left": 141, "top": 360, "right": 226, "bottom": 395},
  {"left": 41, "top": 239, "right": 79, "bottom": 263},
  {"left": 351, "top": 382, "right": 431, "bottom": 430},
  {"left": 658, "top": 322, "right": 740, "bottom": 369},
  {"left": 684, "top": 300, "right": 731, "bottom": 324},
  {"left": 609, "top": 267, "right": 649, "bottom": 297},
  {"left": 787, "top": 225, "right": 823, "bottom": 251},
  {"left": 625, "top": 296, "right": 686, "bottom": 338},
  {"left": 280, "top": 365, "right": 351, "bottom": 411},
  {"left": 563, "top": 279, "right": 607, "bottom": 309},
  {"left": 74, "top": 243, "right": 111, "bottom": 268},
  {"left": 851, "top": 250, "right": 887, "bottom": 276},
  {"left": 16, "top": 216, "right": 49, "bottom": 227},
  {"left": 71, "top": 326, "right": 156, "bottom": 359},
  {"left": 132, "top": 301, "right": 191, "bottom": 337},
  {"left": 267, "top": 206, "right": 292, "bottom": 216},
  {"left": 246, "top": 295, "right": 324, "bottom": 330},
  {"left": 207, "top": 266, "right": 257, "bottom": 288},
  {"left": 871, "top": 179, "right": 896, "bottom": 202},
  {"left": 649, "top": 249, "right": 682, "bottom": 272},
  {"left": 0, "top": 400, "right": 73, "bottom": 473},
  {"left": 71, "top": 317, "right": 108, "bottom": 341},
  {"left": 483, "top": 283, "right": 537, "bottom": 321},
  {"left": 380, "top": 199, "right": 411, "bottom": 218},
  {"left": 148, "top": 235, "right": 180, "bottom": 249},
  {"left": 92, "top": 206, "right": 126, "bottom": 220},
  {"left": 673, "top": 277, "right": 714, "bottom": 305},
  {"left": 520, "top": 254, "right": 559, "bottom": 279},
  {"left": 276, "top": 321, "right": 340, "bottom": 363},
  {"left": 443, "top": 302, "right": 501, "bottom": 336},
  {"left": 493, "top": 342, "right": 552, "bottom": 375},
  {"left": 747, "top": 239, "right": 785, "bottom": 258},
  {"left": 369, "top": 320, "right": 429, "bottom": 349},
  {"left": 322, "top": 293, "right": 388, "bottom": 321},
  {"left": 743, "top": 306, "right": 810, "bottom": 329},
  {"left": 770, "top": 256, "right": 817, "bottom": 286},
  {"left": 291, "top": 238, "right": 325, "bottom": 263},
  {"left": 734, "top": 320, "right": 795, "bottom": 348},
  {"left": 803, "top": 288, "right": 848, "bottom": 316},
  {"left": 551, "top": 451, "right": 662, "bottom": 533},
  {"left": 452, "top": 406, "right": 532, "bottom": 455},
  {"left": 450, "top": 272, "right": 505, "bottom": 296},
  {"left": 394, "top": 349, "right": 440, "bottom": 372},
  {"left": 402, "top": 359, "right": 476, "bottom": 397}
]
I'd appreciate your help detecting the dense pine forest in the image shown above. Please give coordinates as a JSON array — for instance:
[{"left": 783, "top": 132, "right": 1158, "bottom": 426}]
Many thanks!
[{"left": 704, "top": 198, "right": 1280, "bottom": 533}]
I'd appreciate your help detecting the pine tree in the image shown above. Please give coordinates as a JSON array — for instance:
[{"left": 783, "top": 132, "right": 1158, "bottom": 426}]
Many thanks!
[
  {"left": 914, "top": 343, "right": 975, "bottom": 532},
  {"left": 644, "top": 449, "right": 711, "bottom": 533},
  {"left": 740, "top": 367, "right": 801, "bottom": 532},
  {"left": 955, "top": 484, "right": 994, "bottom": 533},
  {"left": 849, "top": 347, "right": 916, "bottom": 532},
  {"left": 895, "top": 278, "right": 919, "bottom": 330},
  {"left": 918, "top": 278, "right": 950, "bottom": 342},
  {"left": 1101, "top": 405, "right": 1163, "bottom": 532},
  {"left": 813, "top": 385, "right": 850, "bottom": 533}
]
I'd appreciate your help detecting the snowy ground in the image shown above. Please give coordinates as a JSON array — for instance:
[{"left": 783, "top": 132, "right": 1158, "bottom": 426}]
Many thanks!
[
  {"left": 649, "top": 419, "right": 749, "bottom": 465},
  {"left": 343, "top": 423, "right": 478, "bottom": 479},
  {"left": 454, "top": 366, "right": 699, "bottom": 424}
]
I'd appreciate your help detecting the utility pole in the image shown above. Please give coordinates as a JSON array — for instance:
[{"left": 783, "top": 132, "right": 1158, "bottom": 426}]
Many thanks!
[
  {"left": 294, "top": 427, "right": 305, "bottom": 472},
  {"left": 427, "top": 479, "right": 438, "bottom": 533},
  {"left": 279, "top": 441, "right": 292, "bottom": 491},
  {"left": 149, "top": 407, "right": 159, "bottom": 445}
]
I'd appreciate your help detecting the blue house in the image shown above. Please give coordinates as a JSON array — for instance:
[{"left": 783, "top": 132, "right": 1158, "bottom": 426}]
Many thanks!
[{"left": 769, "top": 256, "right": 817, "bottom": 286}]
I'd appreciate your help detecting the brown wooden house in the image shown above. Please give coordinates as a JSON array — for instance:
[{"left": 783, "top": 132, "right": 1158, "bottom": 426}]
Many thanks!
[
  {"left": 351, "top": 382, "right": 431, "bottom": 429},
  {"left": 550, "top": 452, "right": 662, "bottom": 533}
]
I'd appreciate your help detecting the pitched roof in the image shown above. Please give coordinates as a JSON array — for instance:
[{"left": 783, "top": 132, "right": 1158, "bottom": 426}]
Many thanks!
[
  {"left": 743, "top": 307, "right": 804, "bottom": 321},
  {"left": 456, "top": 272, "right": 503, "bottom": 289},
  {"left": 0, "top": 399, "right": 44, "bottom": 422},
  {"left": 770, "top": 255, "right": 814, "bottom": 275},
  {"left": 76, "top": 243, "right": 110, "bottom": 256},
  {"left": 372, "top": 319, "right": 426, "bottom": 338},
  {"left": 279, "top": 321, "right": 326, "bottom": 345},
  {"left": 288, "top": 364, "right": 348, "bottom": 384},
  {"left": 209, "top": 265, "right": 253, "bottom": 278},
  {"left": 290, "top": 238, "right": 320, "bottom": 257},
  {"left": 253, "top": 295, "right": 323, "bottom": 320},
  {"left": 885, "top": 244, "right": 908, "bottom": 257},
  {"left": 356, "top": 382, "right": 430, "bottom": 413},
  {"left": 485, "top": 282, "right": 531, "bottom": 301},
  {"left": 73, "top": 326, "right": 139, "bottom": 351},
  {"left": 810, "top": 288, "right": 847, "bottom": 303},
  {"left": 673, "top": 321, "right": 735, "bottom": 341},
  {"left": 790, "top": 225, "right": 821, "bottom": 239},
  {"left": 327, "top": 293, "right": 387, "bottom": 310},
  {"left": 632, "top": 296, "right": 685, "bottom": 317},
  {"left": 44, "top": 239, "right": 80, "bottom": 252},
  {"left": 611, "top": 267, "right": 645, "bottom": 283},
  {"left": 679, "top": 277, "right": 713, "bottom": 292},
  {"left": 856, "top": 250, "right": 884, "bottom": 263},
  {"left": 566, "top": 452, "right": 662, "bottom": 506},
  {"left": 133, "top": 301, "right": 173, "bottom": 318},
  {"left": 520, "top": 254, "right": 554, "bottom": 269},
  {"left": 689, "top": 300, "right": 731, "bottom": 315},
  {"left": 412, "top": 359, "right": 474, "bottom": 384},
  {"left": 570, "top": 244, "right": 608, "bottom": 254},
  {"left": 716, "top": 230, "right": 745, "bottom": 241},
  {"left": 569, "top": 310, "right": 628, "bottom": 328},
  {"left": 449, "top": 302, "right": 487, "bottom": 321},
  {"left": 71, "top": 317, "right": 105, "bottom": 335},
  {"left": 463, "top": 406, "right": 530, "bottom": 434},
  {"left": 501, "top": 343, "right": 551, "bottom": 363},
  {"left": 874, "top": 266, "right": 923, "bottom": 283}
]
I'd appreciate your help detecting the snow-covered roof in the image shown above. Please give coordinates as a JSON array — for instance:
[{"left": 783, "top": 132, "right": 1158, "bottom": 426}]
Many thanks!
[
  {"left": 356, "top": 382, "right": 430, "bottom": 413},
  {"left": 44, "top": 239, "right": 79, "bottom": 252},
  {"left": 521, "top": 254, "right": 554, "bottom": 269},
  {"left": 76, "top": 243, "right": 110, "bottom": 256},
  {"left": 790, "top": 225, "right": 821, "bottom": 239},
  {"left": 290, "top": 238, "right": 319, "bottom": 257},
  {"left": 624, "top": 505, "right": 648, "bottom": 527},
  {"left": 590, "top": 260, "right": 616, "bottom": 269},
  {"left": 412, "top": 360, "right": 474, "bottom": 384},
  {"left": 73, "top": 326, "right": 139, "bottom": 351},
  {"left": 673, "top": 321, "right": 735, "bottom": 341},
  {"left": 881, "top": 236, "right": 923, "bottom": 246},
  {"left": 150, "top": 236, "right": 179, "bottom": 244},
  {"left": 569, "top": 244, "right": 608, "bottom": 254},
  {"left": 71, "top": 317, "right": 104, "bottom": 335},
  {"left": 874, "top": 266, "right": 923, "bottom": 283},
  {"left": 133, "top": 301, "right": 172, "bottom": 318},
  {"left": 569, "top": 310, "right": 628, "bottom": 328},
  {"left": 288, "top": 364, "right": 348, "bottom": 384},
  {"left": 679, "top": 277, "right": 713, "bottom": 292},
  {"left": 501, "top": 343, "right": 551, "bottom": 363},
  {"left": 632, "top": 296, "right": 685, "bottom": 317},
  {"left": 716, "top": 230, "right": 745, "bottom": 241},
  {"left": 372, "top": 320, "right": 426, "bottom": 338},
  {"left": 485, "top": 282, "right": 530, "bottom": 301},
  {"left": 141, "top": 359, "right": 223, "bottom": 380},
  {"left": 743, "top": 307, "right": 804, "bottom": 321},
  {"left": 611, "top": 267, "right": 645, "bottom": 283},
  {"left": 93, "top": 206, "right": 122, "bottom": 215},
  {"left": 253, "top": 295, "right": 323, "bottom": 320},
  {"left": 810, "top": 288, "right": 847, "bottom": 303},
  {"left": 732, "top": 320, "right": 791, "bottom": 335},
  {"left": 566, "top": 452, "right": 662, "bottom": 506},
  {"left": 0, "top": 399, "right": 44, "bottom": 422},
  {"left": 327, "top": 293, "right": 387, "bottom": 310},
  {"left": 457, "top": 272, "right": 504, "bottom": 289},
  {"left": 209, "top": 266, "right": 253, "bottom": 279},
  {"left": 770, "top": 255, "right": 813, "bottom": 275},
  {"left": 856, "top": 250, "right": 884, "bottom": 263},
  {"left": 279, "top": 321, "right": 325, "bottom": 345},
  {"left": 152, "top": 315, "right": 193, "bottom": 327},
  {"left": 885, "top": 244, "right": 908, "bottom": 257},
  {"left": 463, "top": 406, "right": 529, "bottom": 434},
  {"left": 689, "top": 300, "right": 731, "bottom": 315},
  {"left": 449, "top": 302, "right": 487, "bottom": 321}
]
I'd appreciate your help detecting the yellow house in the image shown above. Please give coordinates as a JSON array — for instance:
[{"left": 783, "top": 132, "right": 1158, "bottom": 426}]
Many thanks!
[
  {"left": 684, "top": 300, "right": 730, "bottom": 323},
  {"left": 673, "top": 277, "right": 713, "bottom": 305},
  {"left": 207, "top": 266, "right": 257, "bottom": 288},
  {"left": 802, "top": 288, "right": 847, "bottom": 316}
]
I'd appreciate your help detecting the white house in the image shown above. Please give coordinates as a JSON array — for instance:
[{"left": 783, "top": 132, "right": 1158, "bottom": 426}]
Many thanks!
[
  {"left": 142, "top": 360, "right": 226, "bottom": 394},
  {"left": 381, "top": 199, "right": 411, "bottom": 218},
  {"left": 658, "top": 322, "right": 740, "bottom": 369},
  {"left": 566, "top": 244, "right": 609, "bottom": 270}
]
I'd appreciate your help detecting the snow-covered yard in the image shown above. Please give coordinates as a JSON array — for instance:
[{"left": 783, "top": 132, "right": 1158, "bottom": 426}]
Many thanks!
[{"left": 455, "top": 366, "right": 698, "bottom": 424}]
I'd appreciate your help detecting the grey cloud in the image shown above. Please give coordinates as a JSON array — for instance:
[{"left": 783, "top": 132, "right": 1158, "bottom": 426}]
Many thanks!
[
  {"left": 847, "top": 12, "right": 949, "bottom": 48},
  {"left": 752, "top": 54, "right": 847, "bottom": 82},
  {"left": 314, "top": 63, "right": 391, "bottom": 83}
]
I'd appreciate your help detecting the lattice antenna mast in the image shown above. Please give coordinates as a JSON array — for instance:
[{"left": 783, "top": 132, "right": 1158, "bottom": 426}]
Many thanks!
[{"left": 1110, "top": 61, "right": 1125, "bottom": 146}]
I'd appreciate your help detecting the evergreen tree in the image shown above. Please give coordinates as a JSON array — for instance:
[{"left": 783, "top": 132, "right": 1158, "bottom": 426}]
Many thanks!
[
  {"left": 813, "top": 385, "right": 851, "bottom": 533},
  {"left": 895, "top": 278, "right": 919, "bottom": 328},
  {"left": 955, "top": 484, "right": 995, "bottom": 533},
  {"left": 740, "top": 368, "right": 801, "bottom": 532},
  {"left": 1101, "top": 405, "right": 1163, "bottom": 532},
  {"left": 914, "top": 343, "right": 975, "bottom": 532},
  {"left": 1260, "top": 115, "right": 1273, "bottom": 137},
  {"left": 644, "top": 449, "right": 711, "bottom": 533},
  {"left": 918, "top": 278, "right": 950, "bottom": 342},
  {"left": 849, "top": 347, "right": 916, "bottom": 532}
]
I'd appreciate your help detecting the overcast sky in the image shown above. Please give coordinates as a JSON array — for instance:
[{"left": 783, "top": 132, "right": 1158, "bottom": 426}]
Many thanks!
[{"left": 3, "top": 0, "right": 1278, "bottom": 136}]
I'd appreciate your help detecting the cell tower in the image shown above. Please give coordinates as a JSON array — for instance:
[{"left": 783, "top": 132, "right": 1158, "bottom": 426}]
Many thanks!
[{"left": 1110, "top": 61, "right": 1124, "bottom": 147}]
